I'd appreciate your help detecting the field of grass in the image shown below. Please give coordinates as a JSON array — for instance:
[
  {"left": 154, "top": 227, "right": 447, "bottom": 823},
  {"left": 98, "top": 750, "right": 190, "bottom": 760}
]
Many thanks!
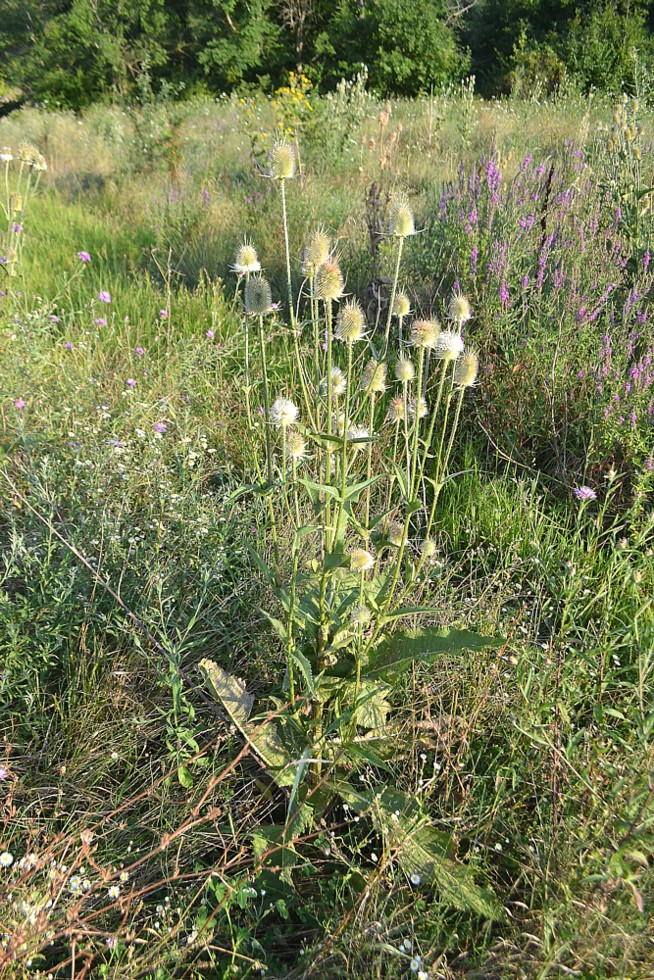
[{"left": 1, "top": 83, "right": 653, "bottom": 979}]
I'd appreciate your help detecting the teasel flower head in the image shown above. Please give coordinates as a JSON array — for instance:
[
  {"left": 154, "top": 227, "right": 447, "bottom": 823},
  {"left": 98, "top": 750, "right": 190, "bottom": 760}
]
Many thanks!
[
  {"left": 448, "top": 292, "right": 471, "bottom": 328},
  {"left": 392, "top": 290, "right": 412, "bottom": 317},
  {"left": 386, "top": 396, "right": 406, "bottom": 423},
  {"left": 350, "top": 547, "right": 375, "bottom": 572},
  {"left": 434, "top": 330, "right": 465, "bottom": 361},
  {"left": 315, "top": 258, "right": 344, "bottom": 301},
  {"left": 233, "top": 238, "right": 261, "bottom": 274},
  {"left": 395, "top": 356, "right": 415, "bottom": 382},
  {"left": 410, "top": 318, "right": 438, "bottom": 349},
  {"left": 351, "top": 604, "right": 372, "bottom": 626},
  {"left": 454, "top": 348, "right": 479, "bottom": 387},
  {"left": 385, "top": 521, "right": 404, "bottom": 547},
  {"left": 387, "top": 193, "right": 415, "bottom": 237},
  {"left": 270, "top": 396, "right": 299, "bottom": 427},
  {"left": 245, "top": 275, "right": 273, "bottom": 315},
  {"left": 409, "top": 396, "right": 428, "bottom": 419},
  {"left": 0, "top": 147, "right": 13, "bottom": 163},
  {"left": 18, "top": 143, "right": 38, "bottom": 166},
  {"left": 347, "top": 425, "right": 369, "bottom": 451},
  {"left": 267, "top": 139, "right": 295, "bottom": 179},
  {"left": 286, "top": 429, "right": 307, "bottom": 461},
  {"left": 33, "top": 154, "right": 47, "bottom": 172},
  {"left": 320, "top": 366, "right": 346, "bottom": 397},
  {"left": 335, "top": 298, "right": 366, "bottom": 342},
  {"left": 302, "top": 227, "right": 331, "bottom": 275},
  {"left": 361, "top": 358, "right": 387, "bottom": 396}
]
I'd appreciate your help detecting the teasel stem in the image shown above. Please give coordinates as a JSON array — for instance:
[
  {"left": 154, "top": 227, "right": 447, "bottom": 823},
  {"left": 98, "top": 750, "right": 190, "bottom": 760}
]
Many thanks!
[
  {"left": 291, "top": 457, "right": 301, "bottom": 526},
  {"left": 280, "top": 179, "right": 295, "bottom": 327},
  {"left": 243, "top": 271, "right": 253, "bottom": 431},
  {"left": 325, "top": 298, "right": 334, "bottom": 552},
  {"left": 351, "top": 571, "right": 366, "bottom": 736},
  {"left": 426, "top": 384, "right": 464, "bottom": 541},
  {"left": 364, "top": 393, "right": 376, "bottom": 533},
  {"left": 384, "top": 237, "right": 404, "bottom": 355},
  {"left": 398, "top": 313, "right": 405, "bottom": 357},
  {"left": 417, "top": 360, "right": 448, "bottom": 494},
  {"left": 408, "top": 347, "right": 426, "bottom": 504},
  {"left": 285, "top": 545, "right": 301, "bottom": 713},
  {"left": 331, "top": 341, "right": 354, "bottom": 554},
  {"left": 257, "top": 314, "right": 273, "bottom": 485}
]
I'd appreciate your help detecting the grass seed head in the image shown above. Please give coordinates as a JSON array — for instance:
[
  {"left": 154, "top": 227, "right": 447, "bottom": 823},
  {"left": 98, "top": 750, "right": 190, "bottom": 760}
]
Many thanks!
[
  {"left": 245, "top": 275, "right": 272, "bottom": 315},
  {"left": 335, "top": 298, "right": 366, "bottom": 342}
]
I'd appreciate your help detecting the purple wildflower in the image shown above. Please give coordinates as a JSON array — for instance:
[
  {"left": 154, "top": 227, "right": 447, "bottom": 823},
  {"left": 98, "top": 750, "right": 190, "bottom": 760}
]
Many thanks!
[
  {"left": 98, "top": 291, "right": 111, "bottom": 303},
  {"left": 64, "top": 342, "right": 74, "bottom": 349},
  {"left": 126, "top": 378, "right": 137, "bottom": 388},
  {"left": 48, "top": 315, "right": 60, "bottom": 322},
  {"left": 159, "top": 309, "right": 168, "bottom": 318},
  {"left": 573, "top": 486, "right": 597, "bottom": 501},
  {"left": 0, "top": 767, "right": 8, "bottom": 780},
  {"left": 154, "top": 422, "right": 167, "bottom": 433},
  {"left": 12, "top": 223, "right": 22, "bottom": 233},
  {"left": 206, "top": 330, "right": 215, "bottom": 339},
  {"left": 77, "top": 251, "right": 91, "bottom": 262},
  {"left": 13, "top": 398, "right": 25, "bottom": 411},
  {"left": 95, "top": 318, "right": 107, "bottom": 326},
  {"left": 135, "top": 346, "right": 145, "bottom": 356}
]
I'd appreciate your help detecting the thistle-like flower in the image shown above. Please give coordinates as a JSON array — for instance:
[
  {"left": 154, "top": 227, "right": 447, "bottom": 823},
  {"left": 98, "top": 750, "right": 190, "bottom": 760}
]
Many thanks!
[
  {"left": 420, "top": 538, "right": 437, "bottom": 559},
  {"left": 316, "top": 258, "right": 345, "bottom": 301},
  {"left": 361, "top": 358, "right": 387, "bottom": 396},
  {"left": 286, "top": 429, "right": 307, "bottom": 460},
  {"left": 320, "top": 366, "right": 347, "bottom": 397},
  {"left": 350, "top": 548, "right": 375, "bottom": 572},
  {"left": 335, "top": 298, "right": 366, "bottom": 342},
  {"left": 347, "top": 425, "right": 369, "bottom": 450},
  {"left": 448, "top": 292, "right": 472, "bottom": 328},
  {"left": 393, "top": 290, "right": 412, "bottom": 317},
  {"left": 245, "top": 275, "right": 273, "bottom": 315},
  {"left": 395, "top": 357, "right": 415, "bottom": 382},
  {"left": 410, "top": 319, "right": 439, "bottom": 349},
  {"left": 388, "top": 193, "right": 416, "bottom": 237},
  {"left": 386, "top": 396, "right": 406, "bottom": 423},
  {"left": 302, "top": 227, "right": 331, "bottom": 275},
  {"left": 351, "top": 604, "right": 372, "bottom": 626},
  {"left": 0, "top": 148, "right": 13, "bottom": 163},
  {"left": 233, "top": 239, "right": 261, "bottom": 274},
  {"left": 18, "top": 143, "right": 38, "bottom": 165},
  {"left": 270, "top": 396, "right": 299, "bottom": 427},
  {"left": 434, "top": 330, "right": 465, "bottom": 361},
  {"left": 453, "top": 349, "right": 479, "bottom": 387},
  {"left": 408, "top": 396, "right": 428, "bottom": 419},
  {"left": 385, "top": 521, "right": 404, "bottom": 546},
  {"left": 266, "top": 139, "right": 296, "bottom": 179}
]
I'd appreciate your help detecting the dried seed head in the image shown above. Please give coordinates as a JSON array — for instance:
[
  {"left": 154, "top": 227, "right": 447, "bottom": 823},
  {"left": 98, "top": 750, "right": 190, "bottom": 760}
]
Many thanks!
[
  {"left": 335, "top": 298, "right": 366, "bottom": 342},
  {"left": 386, "top": 396, "right": 406, "bottom": 423},
  {"left": 395, "top": 357, "right": 415, "bottom": 382},
  {"left": 315, "top": 258, "right": 344, "bottom": 301},
  {"left": 393, "top": 291, "right": 412, "bottom": 317},
  {"left": 388, "top": 193, "right": 415, "bottom": 237},
  {"left": 454, "top": 348, "right": 479, "bottom": 387},
  {"left": 9, "top": 193, "right": 22, "bottom": 213},
  {"left": 409, "top": 396, "right": 428, "bottom": 419},
  {"left": 361, "top": 358, "right": 387, "bottom": 396},
  {"left": 434, "top": 330, "right": 465, "bottom": 361},
  {"left": 410, "top": 319, "right": 438, "bottom": 348},
  {"left": 350, "top": 548, "right": 375, "bottom": 572},
  {"left": 270, "top": 396, "right": 299, "bottom": 427},
  {"left": 233, "top": 239, "right": 261, "bottom": 274},
  {"left": 347, "top": 425, "right": 369, "bottom": 451},
  {"left": 245, "top": 275, "right": 272, "bottom": 315},
  {"left": 33, "top": 154, "right": 47, "bottom": 172},
  {"left": 267, "top": 139, "right": 295, "bottom": 179},
  {"left": 286, "top": 429, "right": 307, "bottom": 460},
  {"left": 302, "top": 228, "right": 331, "bottom": 275},
  {"left": 320, "top": 366, "right": 347, "bottom": 397},
  {"left": 448, "top": 293, "right": 471, "bottom": 327}
]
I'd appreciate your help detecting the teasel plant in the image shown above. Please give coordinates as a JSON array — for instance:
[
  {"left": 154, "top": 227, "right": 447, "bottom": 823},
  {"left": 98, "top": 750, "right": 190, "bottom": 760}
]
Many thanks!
[
  {"left": 1, "top": 143, "right": 47, "bottom": 278},
  {"left": 201, "top": 164, "right": 501, "bottom": 918}
]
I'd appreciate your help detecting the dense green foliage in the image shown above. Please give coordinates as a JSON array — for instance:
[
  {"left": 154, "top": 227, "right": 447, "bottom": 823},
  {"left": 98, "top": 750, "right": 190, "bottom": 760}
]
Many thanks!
[{"left": 2, "top": 0, "right": 654, "bottom": 108}]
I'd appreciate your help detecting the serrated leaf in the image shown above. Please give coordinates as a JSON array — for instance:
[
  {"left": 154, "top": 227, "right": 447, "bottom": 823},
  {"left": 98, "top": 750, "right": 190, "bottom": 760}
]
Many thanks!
[
  {"left": 367, "top": 627, "right": 502, "bottom": 680},
  {"left": 289, "top": 647, "right": 315, "bottom": 696},
  {"left": 199, "top": 659, "right": 254, "bottom": 727}
]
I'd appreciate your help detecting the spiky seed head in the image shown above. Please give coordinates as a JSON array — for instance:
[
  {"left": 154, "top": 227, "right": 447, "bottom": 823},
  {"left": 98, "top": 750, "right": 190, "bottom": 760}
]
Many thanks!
[
  {"left": 0, "top": 147, "right": 13, "bottom": 163},
  {"left": 410, "top": 319, "right": 438, "bottom": 348},
  {"left": 434, "top": 330, "right": 465, "bottom": 361},
  {"left": 315, "top": 258, "right": 344, "bottom": 301},
  {"left": 245, "top": 275, "right": 273, "bottom": 315},
  {"left": 33, "top": 154, "right": 47, "bottom": 172},
  {"left": 393, "top": 290, "right": 411, "bottom": 317},
  {"left": 267, "top": 139, "right": 295, "bottom": 179},
  {"left": 409, "top": 396, "right": 428, "bottom": 419},
  {"left": 448, "top": 293, "right": 471, "bottom": 327},
  {"left": 335, "top": 299, "right": 366, "bottom": 342},
  {"left": 351, "top": 604, "right": 372, "bottom": 626},
  {"left": 454, "top": 349, "right": 479, "bottom": 387},
  {"left": 421, "top": 538, "right": 437, "bottom": 559},
  {"left": 395, "top": 357, "right": 415, "bottom": 382},
  {"left": 350, "top": 548, "right": 375, "bottom": 572},
  {"left": 347, "top": 425, "right": 369, "bottom": 451},
  {"left": 302, "top": 228, "right": 331, "bottom": 275},
  {"left": 361, "top": 358, "right": 387, "bottom": 396},
  {"left": 386, "top": 396, "right": 406, "bottom": 423},
  {"left": 386, "top": 522, "right": 403, "bottom": 546},
  {"left": 286, "top": 429, "right": 307, "bottom": 460},
  {"left": 233, "top": 239, "right": 261, "bottom": 274},
  {"left": 320, "top": 366, "right": 346, "bottom": 397},
  {"left": 18, "top": 143, "right": 38, "bottom": 165},
  {"left": 388, "top": 193, "right": 415, "bottom": 237},
  {"left": 270, "top": 396, "right": 299, "bottom": 427}
]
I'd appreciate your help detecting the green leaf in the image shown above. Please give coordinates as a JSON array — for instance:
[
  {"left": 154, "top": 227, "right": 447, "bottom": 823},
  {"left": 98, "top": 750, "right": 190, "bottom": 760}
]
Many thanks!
[
  {"left": 289, "top": 647, "right": 315, "bottom": 696},
  {"left": 298, "top": 477, "right": 340, "bottom": 500},
  {"left": 199, "top": 659, "right": 254, "bottom": 727},
  {"left": 341, "top": 475, "right": 381, "bottom": 503},
  {"left": 367, "top": 627, "right": 502, "bottom": 680},
  {"left": 391, "top": 461, "right": 409, "bottom": 500},
  {"left": 177, "top": 765, "right": 193, "bottom": 789}
]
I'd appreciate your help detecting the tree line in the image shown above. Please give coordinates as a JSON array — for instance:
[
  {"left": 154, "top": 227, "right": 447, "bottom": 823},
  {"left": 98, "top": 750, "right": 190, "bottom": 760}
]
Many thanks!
[{"left": 1, "top": 0, "right": 653, "bottom": 109}]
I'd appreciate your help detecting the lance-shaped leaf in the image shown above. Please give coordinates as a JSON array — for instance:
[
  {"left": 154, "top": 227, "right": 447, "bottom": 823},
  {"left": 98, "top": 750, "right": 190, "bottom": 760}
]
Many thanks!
[{"left": 366, "top": 627, "right": 503, "bottom": 680}]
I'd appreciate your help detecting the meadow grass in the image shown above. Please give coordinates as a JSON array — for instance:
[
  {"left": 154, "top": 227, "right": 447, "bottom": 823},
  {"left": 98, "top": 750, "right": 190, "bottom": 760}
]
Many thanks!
[{"left": 0, "top": 85, "right": 653, "bottom": 979}]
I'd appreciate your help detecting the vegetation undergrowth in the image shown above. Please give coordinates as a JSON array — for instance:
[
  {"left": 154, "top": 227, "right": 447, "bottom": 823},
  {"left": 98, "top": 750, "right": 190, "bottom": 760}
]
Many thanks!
[{"left": 0, "top": 87, "right": 653, "bottom": 979}]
